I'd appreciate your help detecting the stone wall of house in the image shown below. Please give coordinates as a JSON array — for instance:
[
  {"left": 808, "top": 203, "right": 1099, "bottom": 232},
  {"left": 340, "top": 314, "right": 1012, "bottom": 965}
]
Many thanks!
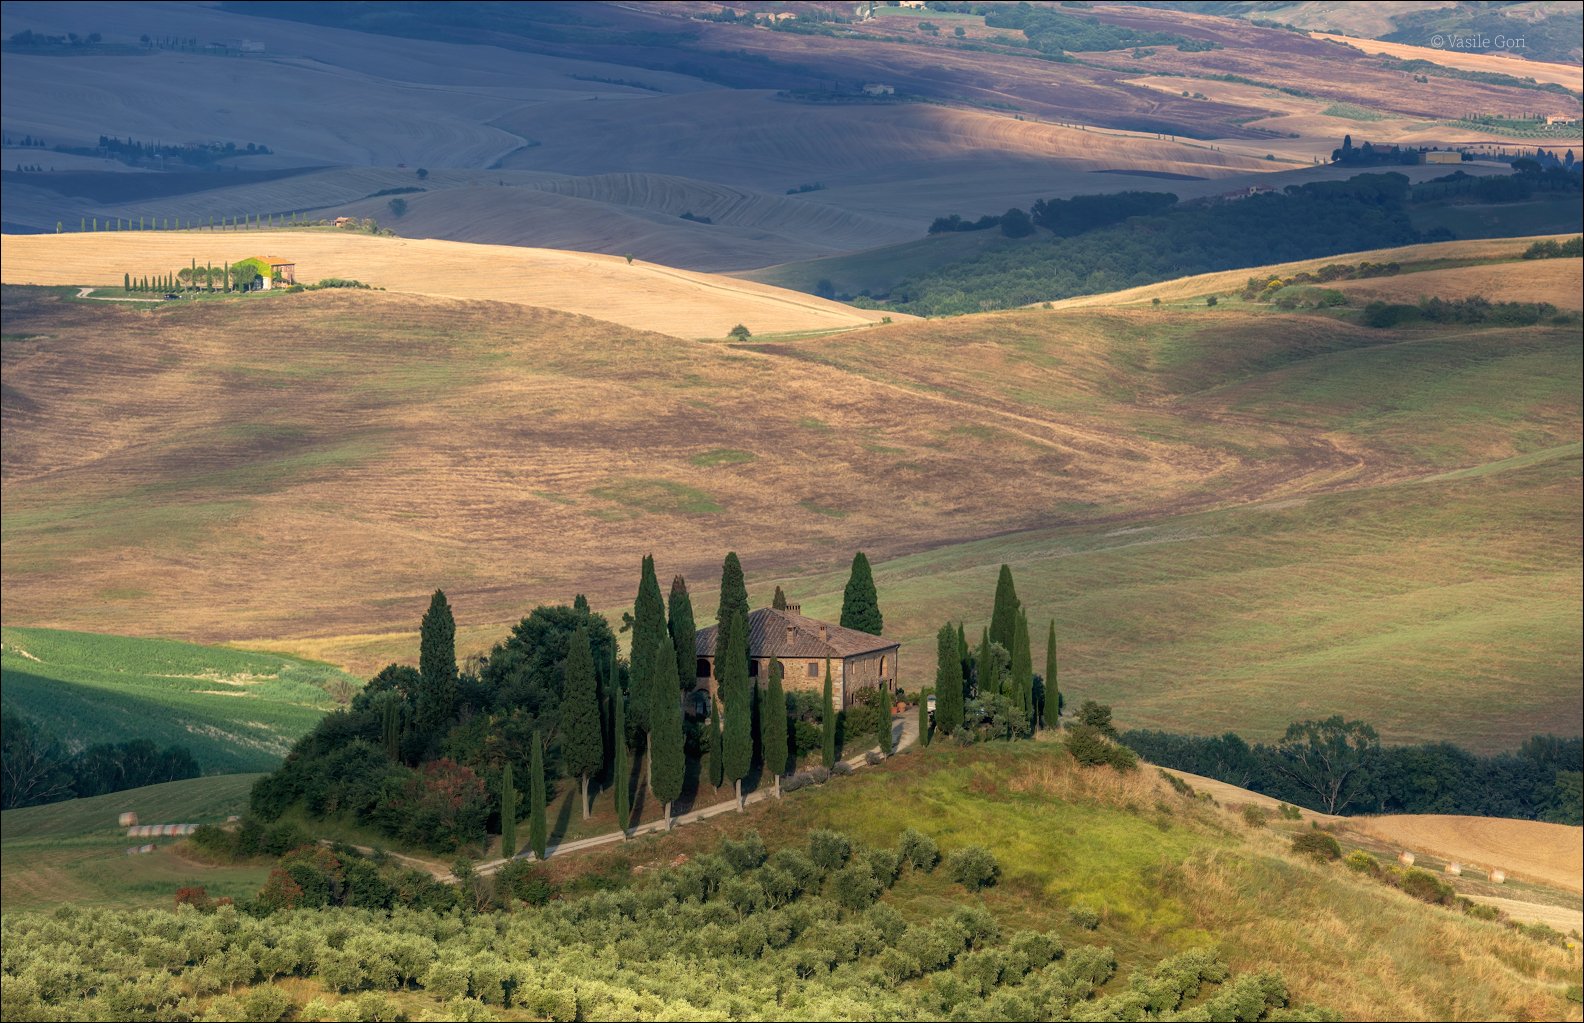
[{"left": 695, "top": 649, "right": 897, "bottom": 706}]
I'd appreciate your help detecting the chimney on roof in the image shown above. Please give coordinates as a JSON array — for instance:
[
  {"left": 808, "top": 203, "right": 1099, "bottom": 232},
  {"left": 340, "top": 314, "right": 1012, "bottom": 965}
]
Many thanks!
[
  {"left": 786, "top": 623, "right": 795, "bottom": 646},
  {"left": 818, "top": 624, "right": 828, "bottom": 643},
  {"left": 786, "top": 603, "right": 800, "bottom": 614}
]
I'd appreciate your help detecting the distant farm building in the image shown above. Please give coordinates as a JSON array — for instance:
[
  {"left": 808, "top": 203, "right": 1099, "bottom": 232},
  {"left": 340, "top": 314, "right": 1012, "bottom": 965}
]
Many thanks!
[
  {"left": 334, "top": 216, "right": 354, "bottom": 228},
  {"left": 1423, "top": 150, "right": 1462, "bottom": 165},
  {"left": 261, "top": 257, "right": 296, "bottom": 288},
  {"left": 693, "top": 605, "right": 899, "bottom": 713},
  {"left": 862, "top": 83, "right": 895, "bottom": 96},
  {"left": 1545, "top": 114, "right": 1578, "bottom": 126}
]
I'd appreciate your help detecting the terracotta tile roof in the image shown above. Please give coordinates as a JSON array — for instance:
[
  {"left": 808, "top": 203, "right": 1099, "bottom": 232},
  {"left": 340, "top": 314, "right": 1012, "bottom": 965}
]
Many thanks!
[
  {"left": 259, "top": 256, "right": 295, "bottom": 266},
  {"left": 695, "top": 607, "right": 897, "bottom": 660}
]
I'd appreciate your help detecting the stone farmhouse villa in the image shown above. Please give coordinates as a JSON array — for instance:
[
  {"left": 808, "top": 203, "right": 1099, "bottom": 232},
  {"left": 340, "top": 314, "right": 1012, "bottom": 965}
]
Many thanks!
[{"left": 693, "top": 605, "right": 899, "bottom": 713}]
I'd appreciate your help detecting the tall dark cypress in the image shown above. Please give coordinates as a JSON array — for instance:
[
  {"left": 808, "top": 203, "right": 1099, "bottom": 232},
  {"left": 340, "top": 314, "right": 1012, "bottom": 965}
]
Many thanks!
[
  {"left": 919, "top": 686, "right": 931, "bottom": 747},
  {"left": 976, "top": 627, "right": 993, "bottom": 698},
  {"left": 613, "top": 687, "right": 631, "bottom": 833},
  {"left": 772, "top": 586, "right": 788, "bottom": 611},
  {"left": 417, "top": 589, "right": 457, "bottom": 741},
  {"left": 629, "top": 556, "right": 666, "bottom": 735},
  {"left": 821, "top": 661, "right": 837, "bottom": 769},
  {"left": 1044, "top": 619, "right": 1059, "bottom": 729},
  {"left": 989, "top": 564, "right": 1020, "bottom": 656},
  {"left": 722, "top": 608, "right": 752, "bottom": 809},
  {"left": 840, "top": 552, "right": 883, "bottom": 635},
  {"left": 648, "top": 637, "right": 685, "bottom": 825},
  {"left": 762, "top": 658, "right": 788, "bottom": 794},
  {"left": 715, "top": 552, "right": 750, "bottom": 683},
  {"left": 561, "top": 624, "right": 603, "bottom": 820},
  {"left": 529, "top": 731, "right": 547, "bottom": 860},
  {"left": 667, "top": 575, "right": 697, "bottom": 692},
  {"left": 935, "top": 623, "right": 964, "bottom": 735},
  {"left": 1012, "top": 610, "right": 1034, "bottom": 725},
  {"left": 957, "top": 623, "right": 970, "bottom": 680},
  {"left": 499, "top": 761, "right": 517, "bottom": 859}
]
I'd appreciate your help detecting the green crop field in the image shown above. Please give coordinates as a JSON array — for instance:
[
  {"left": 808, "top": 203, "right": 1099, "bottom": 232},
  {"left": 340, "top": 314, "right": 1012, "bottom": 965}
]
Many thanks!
[
  {"left": 0, "top": 774, "right": 268, "bottom": 913},
  {"left": 0, "top": 628, "right": 352, "bottom": 773}
]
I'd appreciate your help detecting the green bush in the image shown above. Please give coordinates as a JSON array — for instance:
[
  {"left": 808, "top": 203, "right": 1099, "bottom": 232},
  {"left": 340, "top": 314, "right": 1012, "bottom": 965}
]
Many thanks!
[
  {"left": 241, "top": 986, "right": 292, "bottom": 1023},
  {"left": 1397, "top": 868, "right": 1455, "bottom": 906},
  {"left": 946, "top": 846, "right": 1000, "bottom": 891},
  {"left": 898, "top": 828, "right": 940, "bottom": 871},
  {"left": 1343, "top": 850, "right": 1380, "bottom": 876},
  {"left": 1065, "top": 724, "right": 1138, "bottom": 770},
  {"left": 1277, "top": 803, "right": 1302, "bottom": 821},
  {"left": 1069, "top": 906, "right": 1101, "bottom": 930},
  {"left": 1241, "top": 805, "right": 1270, "bottom": 829},
  {"left": 808, "top": 830, "right": 852, "bottom": 872},
  {"left": 1290, "top": 831, "right": 1342, "bottom": 862}
]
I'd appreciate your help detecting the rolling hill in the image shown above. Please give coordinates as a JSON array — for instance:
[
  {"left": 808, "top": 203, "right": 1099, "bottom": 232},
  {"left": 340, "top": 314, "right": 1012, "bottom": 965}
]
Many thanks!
[
  {"left": 0, "top": 627, "right": 350, "bottom": 773},
  {"left": 3, "top": 237, "right": 1577, "bottom": 751}
]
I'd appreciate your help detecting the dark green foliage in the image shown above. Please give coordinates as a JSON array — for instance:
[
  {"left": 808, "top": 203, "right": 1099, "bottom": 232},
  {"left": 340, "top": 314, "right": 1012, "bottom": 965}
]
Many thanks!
[
  {"left": 1043, "top": 619, "right": 1058, "bottom": 728},
  {"left": 667, "top": 575, "right": 697, "bottom": 692},
  {"left": 1066, "top": 724, "right": 1138, "bottom": 771},
  {"left": 947, "top": 846, "right": 1000, "bottom": 891},
  {"left": 999, "top": 207, "right": 1034, "bottom": 238},
  {"left": 716, "top": 551, "right": 749, "bottom": 638},
  {"left": 1, "top": 711, "right": 200, "bottom": 808},
  {"left": 720, "top": 831, "right": 768, "bottom": 871},
  {"left": 614, "top": 690, "right": 631, "bottom": 831},
  {"left": 495, "top": 857, "right": 554, "bottom": 907},
  {"left": 529, "top": 731, "right": 547, "bottom": 860},
  {"left": 481, "top": 603, "right": 616, "bottom": 725},
  {"left": 1077, "top": 700, "right": 1117, "bottom": 738},
  {"left": 975, "top": 628, "right": 992, "bottom": 699},
  {"left": 808, "top": 829, "right": 851, "bottom": 871},
  {"left": 935, "top": 624, "right": 964, "bottom": 736},
  {"left": 1273, "top": 717, "right": 1379, "bottom": 815},
  {"left": 560, "top": 624, "right": 603, "bottom": 809},
  {"left": 1522, "top": 236, "right": 1583, "bottom": 259},
  {"left": 1396, "top": 867, "right": 1455, "bottom": 905},
  {"left": 989, "top": 565, "right": 1019, "bottom": 667},
  {"left": 1362, "top": 295, "right": 1571, "bottom": 329},
  {"left": 761, "top": 658, "right": 789, "bottom": 780},
  {"left": 1123, "top": 727, "right": 1582, "bottom": 822},
  {"left": 722, "top": 608, "right": 753, "bottom": 791},
  {"left": 417, "top": 589, "right": 457, "bottom": 741},
  {"left": 1290, "top": 831, "right": 1343, "bottom": 862},
  {"left": 500, "top": 761, "right": 517, "bottom": 858},
  {"left": 821, "top": 662, "right": 837, "bottom": 770},
  {"left": 985, "top": 3, "right": 1217, "bottom": 56},
  {"left": 706, "top": 691, "right": 725, "bottom": 789},
  {"left": 840, "top": 552, "right": 883, "bottom": 635},
  {"left": 876, "top": 681, "right": 892, "bottom": 755},
  {"left": 1011, "top": 611, "right": 1033, "bottom": 725},
  {"left": 772, "top": 585, "right": 788, "bottom": 610},
  {"left": 648, "top": 637, "right": 685, "bottom": 814},
  {"left": 629, "top": 555, "right": 666, "bottom": 734}
]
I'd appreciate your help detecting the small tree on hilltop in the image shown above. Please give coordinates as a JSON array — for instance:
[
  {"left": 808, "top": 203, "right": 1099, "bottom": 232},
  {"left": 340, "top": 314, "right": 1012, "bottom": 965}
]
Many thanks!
[
  {"left": 840, "top": 551, "right": 883, "bottom": 636},
  {"left": 727, "top": 324, "right": 751, "bottom": 340}
]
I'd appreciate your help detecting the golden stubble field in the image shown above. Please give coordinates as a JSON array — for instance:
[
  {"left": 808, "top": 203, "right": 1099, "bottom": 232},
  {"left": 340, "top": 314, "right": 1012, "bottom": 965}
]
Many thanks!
[{"left": 0, "top": 231, "right": 892, "bottom": 338}]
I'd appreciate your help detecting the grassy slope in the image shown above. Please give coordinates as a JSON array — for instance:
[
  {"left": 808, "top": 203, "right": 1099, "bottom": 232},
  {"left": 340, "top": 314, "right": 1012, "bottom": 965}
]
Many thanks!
[
  {"left": 0, "top": 774, "right": 267, "bottom": 913},
  {"left": 0, "top": 627, "right": 348, "bottom": 772},
  {"left": 540, "top": 741, "right": 1583, "bottom": 1022}
]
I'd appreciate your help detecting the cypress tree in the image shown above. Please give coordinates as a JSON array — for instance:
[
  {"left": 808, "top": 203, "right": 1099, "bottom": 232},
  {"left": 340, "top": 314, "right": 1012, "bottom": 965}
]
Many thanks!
[
  {"left": 722, "top": 608, "right": 752, "bottom": 809},
  {"left": 839, "top": 552, "right": 883, "bottom": 635},
  {"left": 123, "top": 272, "right": 130, "bottom": 290},
  {"left": 876, "top": 680, "right": 892, "bottom": 755},
  {"left": 716, "top": 552, "right": 749, "bottom": 634},
  {"left": 935, "top": 624, "right": 964, "bottom": 735},
  {"left": 821, "top": 661, "right": 837, "bottom": 769},
  {"left": 976, "top": 627, "right": 993, "bottom": 698},
  {"left": 629, "top": 555, "right": 665, "bottom": 736},
  {"left": 707, "top": 691, "right": 724, "bottom": 790},
  {"left": 919, "top": 685, "right": 931, "bottom": 746},
  {"left": 1044, "top": 619, "right": 1059, "bottom": 729},
  {"left": 613, "top": 690, "right": 631, "bottom": 833},
  {"left": 667, "top": 575, "right": 696, "bottom": 693},
  {"left": 561, "top": 624, "right": 603, "bottom": 820},
  {"left": 500, "top": 761, "right": 517, "bottom": 858},
  {"left": 380, "top": 696, "right": 401, "bottom": 760},
  {"left": 417, "top": 589, "right": 457, "bottom": 742},
  {"left": 1012, "top": 610, "right": 1033, "bottom": 725},
  {"left": 648, "top": 637, "right": 685, "bottom": 826},
  {"left": 528, "top": 731, "right": 547, "bottom": 860},
  {"left": 761, "top": 658, "right": 787, "bottom": 795},
  {"left": 990, "top": 564, "right": 1020, "bottom": 655},
  {"left": 772, "top": 585, "right": 787, "bottom": 610}
]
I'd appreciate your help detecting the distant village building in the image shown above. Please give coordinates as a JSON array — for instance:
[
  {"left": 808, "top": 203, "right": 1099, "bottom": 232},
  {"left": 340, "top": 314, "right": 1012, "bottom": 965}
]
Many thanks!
[
  {"left": 1423, "top": 150, "right": 1462, "bottom": 165},
  {"left": 862, "top": 83, "right": 895, "bottom": 96},
  {"left": 334, "top": 216, "right": 354, "bottom": 228},
  {"left": 258, "top": 257, "right": 296, "bottom": 289},
  {"left": 693, "top": 605, "right": 899, "bottom": 713},
  {"left": 1545, "top": 114, "right": 1578, "bottom": 126}
]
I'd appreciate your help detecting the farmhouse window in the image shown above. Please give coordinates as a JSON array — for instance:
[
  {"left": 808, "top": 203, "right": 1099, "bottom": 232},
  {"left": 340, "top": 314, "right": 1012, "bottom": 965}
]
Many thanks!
[
  {"left": 696, "top": 657, "right": 710, "bottom": 678},
  {"left": 807, "top": 661, "right": 819, "bottom": 677}
]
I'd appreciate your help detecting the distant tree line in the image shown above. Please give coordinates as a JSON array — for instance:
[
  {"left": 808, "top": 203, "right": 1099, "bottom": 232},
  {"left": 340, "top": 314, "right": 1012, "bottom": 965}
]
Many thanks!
[
  {"left": 1, "top": 710, "right": 199, "bottom": 809},
  {"left": 1123, "top": 720, "right": 1582, "bottom": 822},
  {"left": 52, "top": 135, "right": 272, "bottom": 169},
  {"left": 921, "top": 3, "right": 1218, "bottom": 59},
  {"left": 875, "top": 172, "right": 1428, "bottom": 315},
  {"left": 1362, "top": 296, "right": 1574, "bottom": 329},
  {"left": 929, "top": 191, "right": 1179, "bottom": 238}
]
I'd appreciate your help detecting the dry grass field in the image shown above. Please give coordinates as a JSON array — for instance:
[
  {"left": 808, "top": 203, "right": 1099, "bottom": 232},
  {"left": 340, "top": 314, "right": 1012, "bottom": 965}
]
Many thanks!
[
  {"left": 1351, "top": 815, "right": 1584, "bottom": 893},
  {"left": 1049, "top": 235, "right": 1581, "bottom": 307},
  {"left": 1312, "top": 33, "right": 1584, "bottom": 91},
  {"left": 1326, "top": 259, "right": 1584, "bottom": 308},
  {"left": 0, "top": 231, "right": 890, "bottom": 337}
]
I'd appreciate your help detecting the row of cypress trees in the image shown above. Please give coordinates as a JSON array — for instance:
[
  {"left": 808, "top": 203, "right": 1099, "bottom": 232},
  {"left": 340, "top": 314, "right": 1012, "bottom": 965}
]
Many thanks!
[{"left": 930, "top": 564, "right": 1059, "bottom": 740}]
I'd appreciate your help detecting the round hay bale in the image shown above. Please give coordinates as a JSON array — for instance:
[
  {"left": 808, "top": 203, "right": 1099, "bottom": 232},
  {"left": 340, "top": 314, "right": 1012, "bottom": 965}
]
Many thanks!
[
  {"left": 1445, "top": 862, "right": 1462, "bottom": 876},
  {"left": 118, "top": 812, "right": 138, "bottom": 828},
  {"left": 1490, "top": 869, "right": 1505, "bottom": 884},
  {"left": 1398, "top": 851, "right": 1415, "bottom": 866}
]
